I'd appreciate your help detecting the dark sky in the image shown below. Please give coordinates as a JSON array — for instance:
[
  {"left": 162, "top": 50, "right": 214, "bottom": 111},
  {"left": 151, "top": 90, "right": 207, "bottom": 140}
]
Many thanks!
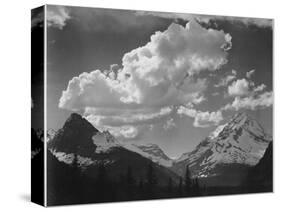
[{"left": 45, "top": 5, "right": 273, "bottom": 158}]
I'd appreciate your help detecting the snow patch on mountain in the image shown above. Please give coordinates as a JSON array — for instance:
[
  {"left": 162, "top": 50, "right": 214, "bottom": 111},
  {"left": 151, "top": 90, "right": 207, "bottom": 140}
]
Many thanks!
[
  {"left": 92, "top": 130, "right": 121, "bottom": 153},
  {"left": 174, "top": 112, "right": 272, "bottom": 177},
  {"left": 208, "top": 124, "right": 227, "bottom": 139},
  {"left": 124, "top": 143, "right": 173, "bottom": 167},
  {"left": 92, "top": 131, "right": 173, "bottom": 167},
  {"left": 50, "top": 149, "right": 115, "bottom": 167},
  {"left": 47, "top": 129, "right": 57, "bottom": 142},
  {"left": 31, "top": 149, "right": 41, "bottom": 159}
]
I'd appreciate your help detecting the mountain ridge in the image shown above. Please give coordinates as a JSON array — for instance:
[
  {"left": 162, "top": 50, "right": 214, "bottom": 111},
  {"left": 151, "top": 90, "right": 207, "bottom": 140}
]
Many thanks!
[{"left": 172, "top": 112, "right": 272, "bottom": 180}]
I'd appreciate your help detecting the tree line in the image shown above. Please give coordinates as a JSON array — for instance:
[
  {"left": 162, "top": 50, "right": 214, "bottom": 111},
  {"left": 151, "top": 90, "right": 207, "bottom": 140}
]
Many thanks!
[{"left": 47, "top": 153, "right": 202, "bottom": 205}]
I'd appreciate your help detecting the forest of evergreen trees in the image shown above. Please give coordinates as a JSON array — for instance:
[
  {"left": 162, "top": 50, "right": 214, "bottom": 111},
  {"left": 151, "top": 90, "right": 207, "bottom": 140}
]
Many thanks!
[{"left": 47, "top": 152, "right": 202, "bottom": 206}]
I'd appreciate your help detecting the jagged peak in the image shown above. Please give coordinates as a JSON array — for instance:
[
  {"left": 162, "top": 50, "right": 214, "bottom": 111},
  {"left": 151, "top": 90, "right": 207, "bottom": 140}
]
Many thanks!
[
  {"left": 66, "top": 113, "right": 83, "bottom": 122},
  {"left": 230, "top": 112, "right": 251, "bottom": 124},
  {"left": 63, "top": 113, "right": 97, "bottom": 130}
]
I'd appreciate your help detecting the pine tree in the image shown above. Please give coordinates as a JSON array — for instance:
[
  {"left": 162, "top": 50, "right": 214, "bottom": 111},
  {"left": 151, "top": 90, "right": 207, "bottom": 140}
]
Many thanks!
[
  {"left": 71, "top": 153, "right": 82, "bottom": 199},
  {"left": 147, "top": 162, "right": 157, "bottom": 186},
  {"left": 96, "top": 163, "right": 107, "bottom": 201},
  {"left": 193, "top": 177, "right": 200, "bottom": 196},
  {"left": 72, "top": 153, "right": 79, "bottom": 168},
  {"left": 126, "top": 166, "right": 135, "bottom": 185},
  {"left": 138, "top": 179, "right": 144, "bottom": 198},
  {"left": 146, "top": 162, "right": 158, "bottom": 197},
  {"left": 184, "top": 164, "right": 192, "bottom": 194},
  {"left": 139, "top": 179, "right": 144, "bottom": 190},
  {"left": 168, "top": 177, "right": 173, "bottom": 193},
  {"left": 97, "top": 164, "right": 106, "bottom": 184},
  {"left": 126, "top": 166, "right": 135, "bottom": 198},
  {"left": 178, "top": 177, "right": 183, "bottom": 196}
]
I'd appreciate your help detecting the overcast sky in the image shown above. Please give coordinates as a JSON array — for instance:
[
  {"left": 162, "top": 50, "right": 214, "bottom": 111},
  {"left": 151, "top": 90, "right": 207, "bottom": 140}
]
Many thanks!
[{"left": 45, "top": 5, "right": 273, "bottom": 158}]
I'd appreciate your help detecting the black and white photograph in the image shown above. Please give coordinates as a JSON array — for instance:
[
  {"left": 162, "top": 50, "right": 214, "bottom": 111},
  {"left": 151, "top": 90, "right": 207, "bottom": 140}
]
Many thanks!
[{"left": 31, "top": 4, "right": 273, "bottom": 207}]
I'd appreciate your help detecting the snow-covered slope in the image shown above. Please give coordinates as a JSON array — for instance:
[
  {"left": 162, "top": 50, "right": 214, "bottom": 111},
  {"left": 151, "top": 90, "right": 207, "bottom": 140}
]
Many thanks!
[
  {"left": 173, "top": 112, "right": 272, "bottom": 178},
  {"left": 47, "top": 129, "right": 57, "bottom": 142},
  {"left": 92, "top": 130, "right": 121, "bottom": 153},
  {"left": 48, "top": 113, "right": 174, "bottom": 168},
  {"left": 124, "top": 143, "right": 173, "bottom": 167},
  {"left": 48, "top": 113, "right": 180, "bottom": 186}
]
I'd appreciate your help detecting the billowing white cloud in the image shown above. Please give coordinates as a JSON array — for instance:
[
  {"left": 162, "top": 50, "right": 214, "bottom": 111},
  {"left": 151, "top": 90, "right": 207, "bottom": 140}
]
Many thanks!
[
  {"left": 60, "top": 21, "right": 231, "bottom": 109},
  {"left": 47, "top": 6, "right": 71, "bottom": 29},
  {"left": 108, "top": 125, "right": 139, "bottom": 139},
  {"left": 223, "top": 91, "right": 273, "bottom": 111},
  {"left": 177, "top": 106, "right": 223, "bottom": 128},
  {"left": 228, "top": 78, "right": 249, "bottom": 96},
  {"left": 246, "top": 69, "right": 255, "bottom": 78},
  {"left": 59, "top": 70, "right": 131, "bottom": 110},
  {"left": 254, "top": 83, "right": 266, "bottom": 92},
  {"left": 59, "top": 21, "right": 231, "bottom": 137}
]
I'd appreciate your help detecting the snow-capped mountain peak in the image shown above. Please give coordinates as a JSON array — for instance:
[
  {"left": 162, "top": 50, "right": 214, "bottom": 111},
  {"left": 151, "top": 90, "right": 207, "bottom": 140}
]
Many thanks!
[{"left": 173, "top": 112, "right": 272, "bottom": 178}]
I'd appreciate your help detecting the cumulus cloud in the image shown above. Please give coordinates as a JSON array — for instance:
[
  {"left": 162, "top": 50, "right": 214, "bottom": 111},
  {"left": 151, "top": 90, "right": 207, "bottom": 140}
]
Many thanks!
[
  {"left": 108, "top": 125, "right": 139, "bottom": 139},
  {"left": 254, "top": 83, "right": 266, "bottom": 92},
  {"left": 214, "top": 71, "right": 236, "bottom": 87},
  {"left": 59, "top": 21, "right": 231, "bottom": 138},
  {"left": 223, "top": 91, "right": 273, "bottom": 111},
  {"left": 137, "top": 11, "right": 273, "bottom": 28},
  {"left": 228, "top": 78, "right": 250, "bottom": 96},
  {"left": 246, "top": 69, "right": 255, "bottom": 78},
  {"left": 47, "top": 5, "right": 71, "bottom": 29},
  {"left": 60, "top": 21, "right": 231, "bottom": 109},
  {"left": 177, "top": 106, "right": 223, "bottom": 128},
  {"left": 223, "top": 75, "right": 272, "bottom": 111}
]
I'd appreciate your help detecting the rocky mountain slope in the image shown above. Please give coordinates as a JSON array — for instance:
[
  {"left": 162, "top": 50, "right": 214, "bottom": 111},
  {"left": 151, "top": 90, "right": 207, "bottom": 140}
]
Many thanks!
[
  {"left": 48, "top": 113, "right": 179, "bottom": 186},
  {"left": 172, "top": 112, "right": 272, "bottom": 180}
]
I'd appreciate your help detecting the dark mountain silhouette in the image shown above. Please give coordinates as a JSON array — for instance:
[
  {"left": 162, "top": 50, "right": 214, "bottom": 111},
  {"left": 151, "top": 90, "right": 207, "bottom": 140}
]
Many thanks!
[
  {"left": 48, "top": 113, "right": 98, "bottom": 156},
  {"left": 46, "top": 113, "right": 185, "bottom": 205},
  {"left": 31, "top": 128, "right": 43, "bottom": 155},
  {"left": 31, "top": 128, "right": 44, "bottom": 205},
  {"left": 244, "top": 142, "right": 273, "bottom": 192},
  {"left": 48, "top": 113, "right": 179, "bottom": 185},
  {"left": 44, "top": 112, "right": 272, "bottom": 205}
]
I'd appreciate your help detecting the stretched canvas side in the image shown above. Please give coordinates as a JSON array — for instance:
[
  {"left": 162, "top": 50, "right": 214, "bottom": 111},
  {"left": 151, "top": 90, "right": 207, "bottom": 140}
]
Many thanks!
[{"left": 31, "top": 5, "right": 46, "bottom": 207}]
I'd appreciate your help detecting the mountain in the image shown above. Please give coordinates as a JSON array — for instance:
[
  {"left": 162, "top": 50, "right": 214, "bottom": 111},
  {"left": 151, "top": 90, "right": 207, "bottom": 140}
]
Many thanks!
[
  {"left": 172, "top": 112, "right": 272, "bottom": 185},
  {"left": 48, "top": 113, "right": 179, "bottom": 186},
  {"left": 47, "top": 128, "right": 56, "bottom": 142},
  {"left": 125, "top": 143, "right": 173, "bottom": 167},
  {"left": 244, "top": 141, "right": 273, "bottom": 192},
  {"left": 48, "top": 113, "right": 99, "bottom": 157},
  {"left": 31, "top": 128, "right": 44, "bottom": 204},
  {"left": 31, "top": 128, "right": 43, "bottom": 158},
  {"left": 93, "top": 130, "right": 121, "bottom": 153}
]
